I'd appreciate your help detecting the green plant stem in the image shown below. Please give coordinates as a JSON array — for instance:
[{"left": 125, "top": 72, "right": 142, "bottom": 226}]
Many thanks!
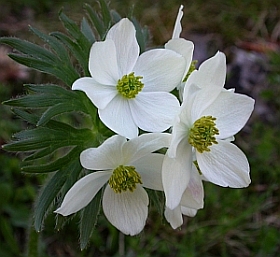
[
  {"left": 26, "top": 222, "right": 39, "bottom": 257},
  {"left": 119, "top": 232, "right": 125, "bottom": 257}
]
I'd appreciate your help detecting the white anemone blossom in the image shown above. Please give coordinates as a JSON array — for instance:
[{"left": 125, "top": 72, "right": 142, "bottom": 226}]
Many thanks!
[
  {"left": 165, "top": 5, "right": 194, "bottom": 99},
  {"left": 162, "top": 52, "right": 255, "bottom": 209},
  {"left": 72, "top": 18, "right": 186, "bottom": 139},
  {"left": 164, "top": 165, "right": 204, "bottom": 229},
  {"left": 55, "top": 133, "right": 170, "bottom": 236}
]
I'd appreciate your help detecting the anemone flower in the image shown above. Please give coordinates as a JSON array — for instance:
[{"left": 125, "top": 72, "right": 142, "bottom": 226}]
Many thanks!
[
  {"left": 55, "top": 133, "right": 170, "bottom": 235},
  {"left": 72, "top": 18, "right": 186, "bottom": 139},
  {"left": 162, "top": 52, "right": 255, "bottom": 209}
]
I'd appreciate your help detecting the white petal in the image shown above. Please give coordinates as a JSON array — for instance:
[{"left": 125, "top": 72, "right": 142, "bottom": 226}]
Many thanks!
[
  {"left": 168, "top": 121, "right": 189, "bottom": 158},
  {"left": 201, "top": 90, "right": 255, "bottom": 139},
  {"left": 181, "top": 207, "right": 198, "bottom": 217},
  {"left": 162, "top": 142, "right": 193, "bottom": 209},
  {"left": 180, "top": 83, "right": 203, "bottom": 123},
  {"left": 130, "top": 92, "right": 180, "bottom": 133},
  {"left": 164, "top": 206, "right": 183, "bottom": 229},
  {"left": 134, "top": 48, "right": 185, "bottom": 92},
  {"left": 89, "top": 40, "right": 120, "bottom": 84},
  {"left": 172, "top": 5, "right": 184, "bottom": 38},
  {"left": 190, "top": 85, "right": 223, "bottom": 122},
  {"left": 123, "top": 133, "right": 171, "bottom": 163},
  {"left": 102, "top": 185, "right": 148, "bottom": 236},
  {"left": 80, "top": 135, "right": 127, "bottom": 170},
  {"left": 165, "top": 38, "right": 194, "bottom": 77},
  {"left": 180, "top": 168, "right": 204, "bottom": 210},
  {"left": 197, "top": 140, "right": 251, "bottom": 188},
  {"left": 98, "top": 96, "right": 138, "bottom": 139},
  {"left": 132, "top": 153, "right": 164, "bottom": 191},
  {"left": 186, "top": 51, "right": 226, "bottom": 89},
  {"left": 55, "top": 171, "right": 111, "bottom": 216},
  {"left": 106, "top": 18, "right": 139, "bottom": 75},
  {"left": 72, "top": 77, "right": 118, "bottom": 109}
]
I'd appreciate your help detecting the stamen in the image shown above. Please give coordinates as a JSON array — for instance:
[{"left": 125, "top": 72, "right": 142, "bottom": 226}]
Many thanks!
[
  {"left": 116, "top": 72, "right": 144, "bottom": 99},
  {"left": 108, "top": 165, "right": 142, "bottom": 193},
  {"left": 188, "top": 116, "right": 219, "bottom": 153},
  {"left": 193, "top": 160, "right": 202, "bottom": 175}
]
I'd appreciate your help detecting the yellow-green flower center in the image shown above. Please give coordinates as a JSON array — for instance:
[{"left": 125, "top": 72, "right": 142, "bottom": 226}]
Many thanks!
[
  {"left": 108, "top": 165, "right": 142, "bottom": 193},
  {"left": 116, "top": 72, "right": 144, "bottom": 99},
  {"left": 183, "top": 60, "right": 197, "bottom": 82},
  {"left": 188, "top": 116, "right": 219, "bottom": 153}
]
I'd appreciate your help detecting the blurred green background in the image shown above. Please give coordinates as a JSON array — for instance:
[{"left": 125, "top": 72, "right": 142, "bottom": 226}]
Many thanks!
[{"left": 0, "top": 0, "right": 280, "bottom": 256}]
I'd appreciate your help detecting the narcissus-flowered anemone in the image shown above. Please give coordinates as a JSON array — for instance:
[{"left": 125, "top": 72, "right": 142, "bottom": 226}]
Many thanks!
[
  {"left": 162, "top": 52, "right": 255, "bottom": 209},
  {"left": 55, "top": 133, "right": 170, "bottom": 236},
  {"left": 72, "top": 18, "right": 186, "bottom": 139}
]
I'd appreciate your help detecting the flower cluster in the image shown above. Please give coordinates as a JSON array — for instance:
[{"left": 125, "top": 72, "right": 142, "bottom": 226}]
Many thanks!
[{"left": 55, "top": 5, "right": 255, "bottom": 235}]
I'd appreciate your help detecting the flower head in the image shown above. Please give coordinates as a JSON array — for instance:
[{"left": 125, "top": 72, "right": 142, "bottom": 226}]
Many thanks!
[
  {"left": 72, "top": 18, "right": 186, "bottom": 139},
  {"left": 55, "top": 133, "right": 170, "bottom": 235},
  {"left": 162, "top": 52, "right": 255, "bottom": 209}
]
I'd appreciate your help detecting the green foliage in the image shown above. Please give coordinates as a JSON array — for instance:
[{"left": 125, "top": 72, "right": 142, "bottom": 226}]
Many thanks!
[
  {"left": 0, "top": 36, "right": 79, "bottom": 87},
  {"left": 0, "top": 0, "right": 152, "bottom": 253},
  {"left": 0, "top": 1, "right": 117, "bottom": 252},
  {"left": 79, "top": 189, "right": 103, "bottom": 250},
  {"left": 1, "top": 0, "right": 280, "bottom": 256},
  {"left": 0, "top": 154, "right": 38, "bottom": 257}
]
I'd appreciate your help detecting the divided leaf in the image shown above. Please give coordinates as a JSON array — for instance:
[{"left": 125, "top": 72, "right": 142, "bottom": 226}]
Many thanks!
[
  {"left": 0, "top": 37, "right": 79, "bottom": 87},
  {"left": 34, "top": 157, "right": 82, "bottom": 232},
  {"left": 79, "top": 189, "right": 103, "bottom": 250}
]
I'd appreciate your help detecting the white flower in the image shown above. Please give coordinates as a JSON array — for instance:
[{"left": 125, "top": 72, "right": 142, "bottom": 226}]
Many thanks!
[
  {"left": 55, "top": 133, "right": 170, "bottom": 236},
  {"left": 164, "top": 165, "right": 204, "bottom": 229},
  {"left": 165, "top": 5, "right": 194, "bottom": 99},
  {"left": 162, "top": 52, "right": 255, "bottom": 209},
  {"left": 72, "top": 18, "right": 186, "bottom": 139}
]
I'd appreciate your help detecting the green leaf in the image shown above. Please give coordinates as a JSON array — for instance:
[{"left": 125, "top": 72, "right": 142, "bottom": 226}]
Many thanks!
[
  {"left": 4, "top": 85, "right": 91, "bottom": 122},
  {"left": 34, "top": 157, "right": 82, "bottom": 231},
  {"left": 12, "top": 109, "right": 39, "bottom": 125},
  {"left": 84, "top": 3, "right": 105, "bottom": 39},
  {"left": 38, "top": 98, "right": 90, "bottom": 126},
  {"left": 23, "top": 145, "right": 61, "bottom": 162},
  {"left": 29, "top": 26, "right": 71, "bottom": 63},
  {"left": 21, "top": 146, "right": 82, "bottom": 173},
  {"left": 99, "top": 0, "right": 112, "bottom": 30},
  {"left": 37, "top": 102, "right": 78, "bottom": 126},
  {"left": 25, "top": 84, "right": 73, "bottom": 95},
  {"left": 0, "top": 37, "right": 79, "bottom": 86},
  {"left": 55, "top": 166, "right": 82, "bottom": 231},
  {"left": 132, "top": 17, "right": 149, "bottom": 54},
  {"left": 81, "top": 17, "right": 96, "bottom": 44},
  {"left": 0, "top": 37, "right": 57, "bottom": 62},
  {"left": 3, "top": 124, "right": 93, "bottom": 152},
  {"left": 79, "top": 188, "right": 102, "bottom": 250},
  {"left": 45, "top": 118, "right": 85, "bottom": 133},
  {"left": 110, "top": 10, "right": 122, "bottom": 24},
  {"left": 51, "top": 31, "right": 89, "bottom": 75},
  {"left": 59, "top": 11, "right": 92, "bottom": 51},
  {"left": 4, "top": 94, "right": 64, "bottom": 108},
  {"left": 8, "top": 53, "right": 78, "bottom": 86}
]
